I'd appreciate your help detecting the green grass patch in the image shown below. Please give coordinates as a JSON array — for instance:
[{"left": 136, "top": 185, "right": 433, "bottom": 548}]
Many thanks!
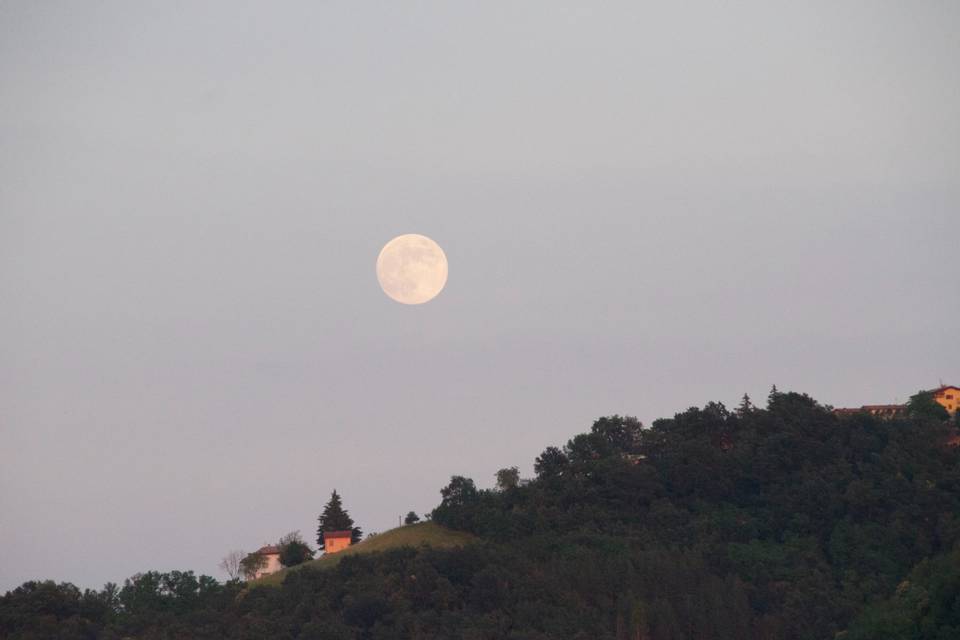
[{"left": 246, "top": 522, "right": 477, "bottom": 588}]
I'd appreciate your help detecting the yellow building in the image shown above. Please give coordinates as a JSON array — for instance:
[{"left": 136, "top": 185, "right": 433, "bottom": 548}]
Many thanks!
[
  {"left": 324, "top": 530, "right": 353, "bottom": 554},
  {"left": 931, "top": 385, "right": 960, "bottom": 415}
]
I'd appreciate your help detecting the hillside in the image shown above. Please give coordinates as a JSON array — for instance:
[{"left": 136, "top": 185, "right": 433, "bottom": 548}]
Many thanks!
[
  {"left": 2, "top": 390, "right": 959, "bottom": 639},
  {"left": 247, "top": 522, "right": 477, "bottom": 588}
]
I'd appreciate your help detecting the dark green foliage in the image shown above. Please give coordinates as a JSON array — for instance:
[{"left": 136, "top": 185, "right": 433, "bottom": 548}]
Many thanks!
[
  {"left": 533, "top": 446, "right": 568, "bottom": 478},
  {"left": 495, "top": 466, "right": 520, "bottom": 491},
  {"left": 430, "top": 476, "right": 481, "bottom": 531},
  {"left": 431, "top": 394, "right": 960, "bottom": 638},
  {"left": 278, "top": 531, "right": 315, "bottom": 568},
  {"left": 3, "top": 390, "right": 959, "bottom": 638},
  {"left": 439, "top": 475, "right": 478, "bottom": 506},
  {"left": 316, "top": 489, "right": 362, "bottom": 549},
  {"left": 404, "top": 511, "right": 420, "bottom": 525},
  {"left": 908, "top": 390, "right": 951, "bottom": 421},
  {"left": 239, "top": 551, "right": 267, "bottom": 579},
  {"left": 0, "top": 572, "right": 242, "bottom": 639},
  {"left": 845, "top": 549, "right": 960, "bottom": 639}
]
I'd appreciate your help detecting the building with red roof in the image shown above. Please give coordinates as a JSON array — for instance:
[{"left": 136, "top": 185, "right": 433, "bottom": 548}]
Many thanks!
[
  {"left": 251, "top": 544, "right": 282, "bottom": 579},
  {"left": 323, "top": 530, "right": 354, "bottom": 554},
  {"left": 931, "top": 386, "right": 960, "bottom": 415},
  {"left": 832, "top": 384, "right": 958, "bottom": 420}
]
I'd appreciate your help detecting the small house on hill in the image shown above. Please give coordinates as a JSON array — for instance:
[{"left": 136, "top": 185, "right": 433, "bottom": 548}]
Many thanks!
[
  {"left": 323, "top": 530, "right": 353, "bottom": 554},
  {"left": 932, "top": 386, "right": 960, "bottom": 415},
  {"left": 252, "top": 545, "right": 282, "bottom": 579}
]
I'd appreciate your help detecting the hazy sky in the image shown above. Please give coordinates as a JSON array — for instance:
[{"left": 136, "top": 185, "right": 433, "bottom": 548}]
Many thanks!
[{"left": 2, "top": 1, "right": 958, "bottom": 591}]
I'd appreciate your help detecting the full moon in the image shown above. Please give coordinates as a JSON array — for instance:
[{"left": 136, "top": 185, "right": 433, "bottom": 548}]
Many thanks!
[{"left": 376, "top": 234, "right": 448, "bottom": 305}]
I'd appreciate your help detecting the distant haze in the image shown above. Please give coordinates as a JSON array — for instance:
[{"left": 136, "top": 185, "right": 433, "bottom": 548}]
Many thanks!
[{"left": 1, "top": 1, "right": 957, "bottom": 591}]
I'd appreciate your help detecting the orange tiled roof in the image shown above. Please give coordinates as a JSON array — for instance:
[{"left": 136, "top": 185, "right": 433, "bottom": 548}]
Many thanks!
[
  {"left": 324, "top": 530, "right": 353, "bottom": 539},
  {"left": 932, "top": 385, "right": 960, "bottom": 394}
]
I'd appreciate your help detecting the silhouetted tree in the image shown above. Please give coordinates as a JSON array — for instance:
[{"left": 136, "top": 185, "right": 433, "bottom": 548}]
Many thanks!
[
  {"left": 439, "top": 476, "right": 477, "bottom": 507},
  {"left": 218, "top": 550, "right": 245, "bottom": 581},
  {"left": 907, "top": 390, "right": 950, "bottom": 421},
  {"left": 404, "top": 511, "right": 420, "bottom": 525},
  {"left": 239, "top": 552, "right": 266, "bottom": 580},
  {"left": 431, "top": 476, "right": 480, "bottom": 530},
  {"left": 767, "top": 384, "right": 780, "bottom": 406},
  {"left": 278, "top": 531, "right": 314, "bottom": 567},
  {"left": 495, "top": 466, "right": 520, "bottom": 491},
  {"left": 737, "top": 393, "right": 754, "bottom": 415},
  {"left": 316, "top": 490, "right": 362, "bottom": 549},
  {"left": 535, "top": 446, "right": 569, "bottom": 478},
  {"left": 590, "top": 415, "right": 643, "bottom": 452}
]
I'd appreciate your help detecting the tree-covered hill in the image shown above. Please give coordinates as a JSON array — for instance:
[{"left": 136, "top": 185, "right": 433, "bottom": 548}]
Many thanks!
[{"left": 2, "top": 389, "right": 959, "bottom": 639}]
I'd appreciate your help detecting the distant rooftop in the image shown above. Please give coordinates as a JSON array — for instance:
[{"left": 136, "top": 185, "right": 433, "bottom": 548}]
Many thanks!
[
  {"left": 833, "top": 384, "right": 958, "bottom": 418},
  {"left": 256, "top": 545, "right": 280, "bottom": 555},
  {"left": 833, "top": 404, "right": 907, "bottom": 418},
  {"left": 324, "top": 530, "right": 353, "bottom": 539}
]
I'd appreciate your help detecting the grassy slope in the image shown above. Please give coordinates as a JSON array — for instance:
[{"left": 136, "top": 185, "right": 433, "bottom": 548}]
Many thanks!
[{"left": 247, "top": 522, "right": 477, "bottom": 588}]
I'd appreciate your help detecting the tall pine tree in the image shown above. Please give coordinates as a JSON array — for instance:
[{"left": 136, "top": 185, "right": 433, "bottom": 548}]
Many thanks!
[
  {"left": 736, "top": 393, "right": 754, "bottom": 416},
  {"left": 316, "top": 490, "right": 363, "bottom": 549}
]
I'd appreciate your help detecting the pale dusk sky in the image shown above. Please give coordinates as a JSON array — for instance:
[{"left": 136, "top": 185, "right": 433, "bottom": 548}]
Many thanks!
[{"left": 1, "top": 1, "right": 958, "bottom": 590}]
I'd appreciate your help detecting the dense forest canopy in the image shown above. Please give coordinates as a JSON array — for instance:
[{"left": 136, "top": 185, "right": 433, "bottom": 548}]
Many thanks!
[{"left": 3, "top": 390, "right": 959, "bottom": 639}]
